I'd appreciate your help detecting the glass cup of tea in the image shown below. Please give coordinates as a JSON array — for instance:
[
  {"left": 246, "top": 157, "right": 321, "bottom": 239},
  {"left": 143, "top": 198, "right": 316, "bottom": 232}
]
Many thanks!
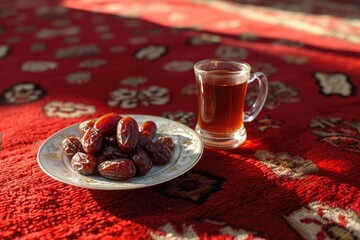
[{"left": 194, "top": 59, "right": 268, "bottom": 149}]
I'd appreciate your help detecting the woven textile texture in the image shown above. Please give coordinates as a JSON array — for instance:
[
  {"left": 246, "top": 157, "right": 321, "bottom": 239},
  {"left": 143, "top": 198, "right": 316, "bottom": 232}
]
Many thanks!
[{"left": 0, "top": 0, "right": 359, "bottom": 239}]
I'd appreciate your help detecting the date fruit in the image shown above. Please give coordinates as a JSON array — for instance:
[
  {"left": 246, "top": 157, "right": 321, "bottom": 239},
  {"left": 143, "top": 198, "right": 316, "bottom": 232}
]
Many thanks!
[
  {"left": 140, "top": 121, "right": 157, "bottom": 139},
  {"left": 62, "top": 137, "right": 83, "bottom": 158},
  {"left": 117, "top": 116, "right": 139, "bottom": 153},
  {"left": 145, "top": 142, "right": 172, "bottom": 165},
  {"left": 71, "top": 152, "right": 97, "bottom": 175},
  {"left": 62, "top": 113, "right": 176, "bottom": 181},
  {"left": 98, "top": 159, "right": 136, "bottom": 181},
  {"left": 97, "top": 145, "right": 128, "bottom": 163},
  {"left": 137, "top": 131, "right": 152, "bottom": 148},
  {"left": 104, "top": 135, "right": 117, "bottom": 146},
  {"left": 81, "top": 127, "right": 103, "bottom": 155},
  {"left": 79, "top": 119, "right": 96, "bottom": 135},
  {"left": 94, "top": 112, "right": 122, "bottom": 137},
  {"left": 155, "top": 136, "right": 175, "bottom": 150},
  {"left": 131, "top": 148, "right": 152, "bottom": 176}
]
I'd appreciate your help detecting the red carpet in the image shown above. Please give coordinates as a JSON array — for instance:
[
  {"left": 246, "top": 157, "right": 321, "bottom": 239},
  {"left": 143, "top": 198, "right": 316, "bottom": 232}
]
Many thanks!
[{"left": 0, "top": 0, "right": 359, "bottom": 239}]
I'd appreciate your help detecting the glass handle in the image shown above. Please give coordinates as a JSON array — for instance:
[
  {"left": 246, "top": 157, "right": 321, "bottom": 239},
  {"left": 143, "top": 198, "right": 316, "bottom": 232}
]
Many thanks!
[{"left": 244, "top": 72, "right": 268, "bottom": 122}]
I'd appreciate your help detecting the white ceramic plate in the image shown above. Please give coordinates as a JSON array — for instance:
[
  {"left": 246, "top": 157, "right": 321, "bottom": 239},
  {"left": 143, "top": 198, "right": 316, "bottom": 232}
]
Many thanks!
[{"left": 37, "top": 114, "right": 204, "bottom": 190}]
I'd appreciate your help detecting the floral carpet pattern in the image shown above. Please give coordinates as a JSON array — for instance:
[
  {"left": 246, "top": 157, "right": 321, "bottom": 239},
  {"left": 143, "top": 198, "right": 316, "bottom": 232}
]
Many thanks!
[{"left": 0, "top": 0, "right": 359, "bottom": 239}]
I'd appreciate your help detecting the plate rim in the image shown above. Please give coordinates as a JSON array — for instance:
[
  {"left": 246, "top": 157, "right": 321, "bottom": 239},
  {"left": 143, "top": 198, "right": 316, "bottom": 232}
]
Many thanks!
[{"left": 37, "top": 114, "right": 204, "bottom": 190}]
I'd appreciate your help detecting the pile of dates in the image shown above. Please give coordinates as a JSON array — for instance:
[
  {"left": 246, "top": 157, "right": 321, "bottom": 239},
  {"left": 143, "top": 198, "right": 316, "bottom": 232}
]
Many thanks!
[{"left": 61, "top": 113, "right": 175, "bottom": 181}]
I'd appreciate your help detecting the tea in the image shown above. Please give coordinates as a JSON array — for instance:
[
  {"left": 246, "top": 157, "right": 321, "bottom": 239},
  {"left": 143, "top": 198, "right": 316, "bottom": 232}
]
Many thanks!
[
  {"left": 196, "top": 70, "right": 248, "bottom": 133},
  {"left": 194, "top": 59, "right": 268, "bottom": 148}
]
